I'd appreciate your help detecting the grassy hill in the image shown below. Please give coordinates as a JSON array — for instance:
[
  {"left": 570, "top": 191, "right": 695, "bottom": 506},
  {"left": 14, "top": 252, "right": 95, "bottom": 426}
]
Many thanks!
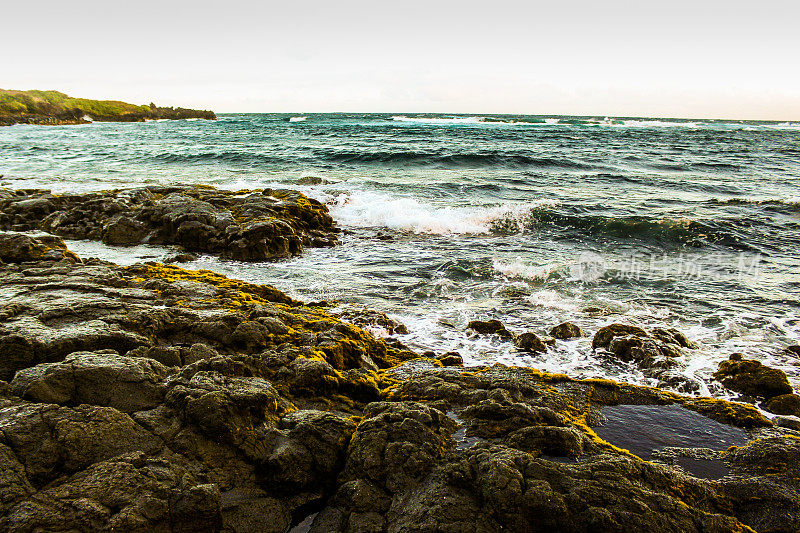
[{"left": 0, "top": 89, "right": 216, "bottom": 126}]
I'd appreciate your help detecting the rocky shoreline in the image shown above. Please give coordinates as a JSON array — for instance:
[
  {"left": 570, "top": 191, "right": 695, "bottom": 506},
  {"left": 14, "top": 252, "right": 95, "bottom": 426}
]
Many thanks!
[
  {"left": 0, "top": 188, "right": 799, "bottom": 532},
  {"left": 0, "top": 106, "right": 216, "bottom": 127},
  {"left": 0, "top": 187, "right": 338, "bottom": 261}
]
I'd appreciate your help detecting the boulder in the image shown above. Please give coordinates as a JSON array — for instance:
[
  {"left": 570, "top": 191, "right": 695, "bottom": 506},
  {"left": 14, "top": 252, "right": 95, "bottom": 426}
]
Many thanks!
[
  {"left": 764, "top": 393, "right": 800, "bottom": 416},
  {"left": 0, "top": 186, "right": 339, "bottom": 262},
  {"left": 337, "top": 308, "right": 409, "bottom": 335},
  {"left": 713, "top": 358, "right": 793, "bottom": 399},
  {"left": 550, "top": 322, "right": 583, "bottom": 339},
  {"left": 437, "top": 352, "right": 463, "bottom": 367},
  {"left": 10, "top": 352, "right": 171, "bottom": 412},
  {"left": 0, "top": 231, "right": 79, "bottom": 263},
  {"left": 467, "top": 319, "right": 513, "bottom": 338},
  {"left": 514, "top": 332, "right": 548, "bottom": 353}
]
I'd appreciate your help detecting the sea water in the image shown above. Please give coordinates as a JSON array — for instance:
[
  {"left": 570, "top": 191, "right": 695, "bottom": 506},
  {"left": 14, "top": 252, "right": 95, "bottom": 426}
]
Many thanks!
[{"left": 2, "top": 113, "right": 798, "bottom": 398}]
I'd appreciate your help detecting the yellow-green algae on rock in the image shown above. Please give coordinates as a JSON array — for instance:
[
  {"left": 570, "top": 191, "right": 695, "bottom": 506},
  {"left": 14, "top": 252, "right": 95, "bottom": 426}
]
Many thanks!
[
  {"left": 0, "top": 185, "right": 340, "bottom": 261},
  {"left": 0, "top": 232, "right": 798, "bottom": 532}
]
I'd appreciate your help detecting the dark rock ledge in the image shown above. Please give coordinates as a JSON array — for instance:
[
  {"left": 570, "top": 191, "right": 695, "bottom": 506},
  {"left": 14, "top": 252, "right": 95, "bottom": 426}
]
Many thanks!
[
  {"left": 0, "top": 232, "right": 798, "bottom": 532},
  {"left": 0, "top": 186, "right": 339, "bottom": 261}
]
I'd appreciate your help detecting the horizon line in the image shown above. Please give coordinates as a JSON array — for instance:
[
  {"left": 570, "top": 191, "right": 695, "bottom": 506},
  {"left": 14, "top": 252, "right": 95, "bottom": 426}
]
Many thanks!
[{"left": 209, "top": 111, "right": 800, "bottom": 123}]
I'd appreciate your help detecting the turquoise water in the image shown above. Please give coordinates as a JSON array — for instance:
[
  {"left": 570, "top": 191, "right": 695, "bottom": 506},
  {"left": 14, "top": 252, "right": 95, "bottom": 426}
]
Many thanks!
[{"left": 2, "top": 114, "right": 799, "bottom": 396}]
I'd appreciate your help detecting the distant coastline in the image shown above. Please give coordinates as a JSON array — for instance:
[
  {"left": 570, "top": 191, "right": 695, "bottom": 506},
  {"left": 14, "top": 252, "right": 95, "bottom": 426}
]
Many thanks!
[{"left": 0, "top": 89, "right": 215, "bottom": 126}]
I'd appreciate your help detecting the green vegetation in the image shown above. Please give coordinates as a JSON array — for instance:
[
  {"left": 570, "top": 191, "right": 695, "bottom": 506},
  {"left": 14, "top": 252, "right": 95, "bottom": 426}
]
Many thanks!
[
  {"left": 0, "top": 88, "right": 215, "bottom": 125},
  {"left": 0, "top": 89, "right": 149, "bottom": 116}
]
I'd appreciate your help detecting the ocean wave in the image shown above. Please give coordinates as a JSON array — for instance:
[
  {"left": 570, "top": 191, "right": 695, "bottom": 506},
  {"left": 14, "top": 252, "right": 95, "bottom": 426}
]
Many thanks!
[
  {"left": 289, "top": 116, "right": 307, "bottom": 122},
  {"left": 327, "top": 191, "right": 545, "bottom": 235},
  {"left": 492, "top": 259, "right": 565, "bottom": 282},
  {"left": 391, "top": 115, "right": 486, "bottom": 125},
  {"left": 152, "top": 151, "right": 286, "bottom": 165},
  {"left": 389, "top": 115, "right": 710, "bottom": 128},
  {"left": 326, "top": 190, "right": 762, "bottom": 249},
  {"left": 618, "top": 120, "right": 700, "bottom": 128},
  {"left": 319, "top": 149, "right": 594, "bottom": 169},
  {"left": 766, "top": 122, "right": 800, "bottom": 130},
  {"left": 707, "top": 197, "right": 799, "bottom": 207},
  {"left": 490, "top": 207, "right": 759, "bottom": 250}
]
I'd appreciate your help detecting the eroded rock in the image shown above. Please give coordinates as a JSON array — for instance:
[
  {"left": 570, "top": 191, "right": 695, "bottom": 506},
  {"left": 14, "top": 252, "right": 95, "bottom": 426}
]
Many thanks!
[
  {"left": 468, "top": 319, "right": 513, "bottom": 338},
  {"left": 0, "top": 232, "right": 797, "bottom": 532},
  {"left": 0, "top": 186, "right": 339, "bottom": 261},
  {"left": 714, "top": 358, "right": 793, "bottom": 399},
  {"left": 550, "top": 322, "right": 583, "bottom": 339}
]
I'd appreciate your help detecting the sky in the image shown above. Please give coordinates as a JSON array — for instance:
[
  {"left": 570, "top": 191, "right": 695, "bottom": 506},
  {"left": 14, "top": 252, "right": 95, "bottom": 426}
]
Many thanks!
[{"left": 3, "top": 0, "right": 800, "bottom": 119}]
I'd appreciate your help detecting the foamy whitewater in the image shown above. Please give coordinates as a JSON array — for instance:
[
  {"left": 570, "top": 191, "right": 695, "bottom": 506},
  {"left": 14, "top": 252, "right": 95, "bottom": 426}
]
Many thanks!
[{"left": 2, "top": 112, "right": 799, "bottom": 399}]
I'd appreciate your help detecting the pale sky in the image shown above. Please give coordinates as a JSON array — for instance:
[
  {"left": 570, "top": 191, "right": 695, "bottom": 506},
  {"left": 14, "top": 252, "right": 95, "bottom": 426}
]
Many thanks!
[{"left": 4, "top": 0, "right": 799, "bottom": 119}]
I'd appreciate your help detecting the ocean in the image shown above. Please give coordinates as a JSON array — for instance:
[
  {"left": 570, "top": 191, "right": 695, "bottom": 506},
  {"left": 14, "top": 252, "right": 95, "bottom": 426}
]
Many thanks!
[{"left": 2, "top": 113, "right": 799, "bottom": 397}]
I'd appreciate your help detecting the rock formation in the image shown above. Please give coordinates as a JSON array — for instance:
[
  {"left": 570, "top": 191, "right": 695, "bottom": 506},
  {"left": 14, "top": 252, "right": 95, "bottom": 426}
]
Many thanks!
[
  {"left": 0, "top": 186, "right": 339, "bottom": 261},
  {"left": 0, "top": 224, "right": 798, "bottom": 531}
]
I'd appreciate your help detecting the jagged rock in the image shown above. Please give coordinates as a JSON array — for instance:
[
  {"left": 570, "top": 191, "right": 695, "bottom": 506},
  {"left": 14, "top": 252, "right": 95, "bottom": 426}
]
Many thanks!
[
  {"left": 0, "top": 453, "right": 222, "bottom": 532},
  {"left": 263, "top": 410, "right": 357, "bottom": 492},
  {"left": 714, "top": 358, "right": 793, "bottom": 399},
  {"left": 550, "top": 322, "right": 583, "bottom": 339},
  {"left": 341, "top": 402, "right": 456, "bottom": 493},
  {"left": 514, "top": 331, "right": 548, "bottom": 353},
  {"left": 164, "top": 252, "right": 199, "bottom": 264},
  {"left": 0, "top": 444, "right": 34, "bottom": 514},
  {"left": 592, "top": 323, "right": 699, "bottom": 389},
  {"left": 786, "top": 345, "right": 800, "bottom": 356},
  {"left": 437, "top": 352, "right": 463, "bottom": 367},
  {"left": 773, "top": 415, "right": 800, "bottom": 431},
  {"left": 337, "top": 308, "right": 409, "bottom": 335},
  {"left": 0, "top": 186, "right": 339, "bottom": 261},
  {"left": 721, "top": 437, "right": 800, "bottom": 532},
  {"left": 0, "top": 231, "right": 79, "bottom": 263},
  {"left": 164, "top": 370, "right": 289, "bottom": 449},
  {"left": 184, "top": 343, "right": 221, "bottom": 365},
  {"left": 592, "top": 323, "right": 648, "bottom": 349},
  {"left": 0, "top": 232, "right": 797, "bottom": 533},
  {"left": 468, "top": 319, "right": 513, "bottom": 338},
  {"left": 0, "top": 403, "right": 162, "bottom": 485},
  {"left": 764, "top": 393, "right": 800, "bottom": 416},
  {"left": 10, "top": 352, "right": 171, "bottom": 412},
  {"left": 101, "top": 215, "right": 149, "bottom": 244}
]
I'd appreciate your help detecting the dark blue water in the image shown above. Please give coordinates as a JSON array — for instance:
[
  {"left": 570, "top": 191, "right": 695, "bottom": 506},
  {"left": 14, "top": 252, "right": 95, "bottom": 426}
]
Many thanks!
[{"left": 2, "top": 113, "right": 799, "bottom": 396}]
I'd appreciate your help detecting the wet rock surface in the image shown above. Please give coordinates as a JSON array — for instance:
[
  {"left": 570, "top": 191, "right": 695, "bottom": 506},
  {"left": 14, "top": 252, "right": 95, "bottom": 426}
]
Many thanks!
[
  {"left": 592, "top": 323, "right": 702, "bottom": 392},
  {"left": 336, "top": 308, "right": 409, "bottom": 336},
  {"left": 0, "top": 186, "right": 339, "bottom": 261},
  {"left": 467, "top": 319, "right": 513, "bottom": 338},
  {"left": 549, "top": 322, "right": 583, "bottom": 340},
  {"left": 0, "top": 232, "right": 798, "bottom": 532},
  {"left": 514, "top": 331, "right": 548, "bottom": 353},
  {"left": 714, "top": 357, "right": 794, "bottom": 399}
]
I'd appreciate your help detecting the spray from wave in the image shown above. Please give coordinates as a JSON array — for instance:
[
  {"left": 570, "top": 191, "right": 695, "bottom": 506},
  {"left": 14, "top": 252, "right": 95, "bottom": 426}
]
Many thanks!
[{"left": 326, "top": 191, "right": 547, "bottom": 235}]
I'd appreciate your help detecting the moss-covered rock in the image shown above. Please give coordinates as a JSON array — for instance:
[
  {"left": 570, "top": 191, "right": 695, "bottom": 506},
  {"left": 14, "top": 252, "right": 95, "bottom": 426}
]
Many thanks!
[
  {"left": 467, "top": 319, "right": 513, "bottom": 338},
  {"left": 0, "top": 233, "right": 797, "bottom": 533},
  {"left": 713, "top": 358, "right": 793, "bottom": 399},
  {"left": 764, "top": 393, "right": 800, "bottom": 416},
  {"left": 0, "top": 186, "right": 339, "bottom": 261},
  {"left": 550, "top": 321, "right": 583, "bottom": 339}
]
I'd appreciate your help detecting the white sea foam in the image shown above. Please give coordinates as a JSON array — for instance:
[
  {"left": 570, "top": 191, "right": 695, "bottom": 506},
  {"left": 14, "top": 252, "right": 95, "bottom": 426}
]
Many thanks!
[
  {"left": 626, "top": 120, "right": 699, "bottom": 128},
  {"left": 391, "top": 115, "right": 486, "bottom": 125},
  {"left": 767, "top": 122, "right": 800, "bottom": 130},
  {"left": 326, "top": 191, "right": 549, "bottom": 235},
  {"left": 493, "top": 259, "right": 564, "bottom": 282},
  {"left": 390, "top": 115, "right": 562, "bottom": 127},
  {"left": 289, "top": 116, "right": 307, "bottom": 122}
]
